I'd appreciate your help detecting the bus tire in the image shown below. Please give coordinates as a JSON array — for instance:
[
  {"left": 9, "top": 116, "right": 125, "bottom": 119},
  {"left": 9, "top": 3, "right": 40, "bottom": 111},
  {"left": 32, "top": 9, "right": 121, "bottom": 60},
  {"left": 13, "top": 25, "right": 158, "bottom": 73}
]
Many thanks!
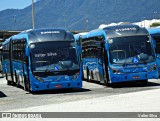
[
  {"left": 6, "top": 73, "right": 11, "bottom": 85},
  {"left": 15, "top": 72, "right": 20, "bottom": 88},
  {"left": 105, "top": 71, "right": 111, "bottom": 87},
  {"left": 7, "top": 80, "right": 12, "bottom": 85},
  {"left": 5, "top": 72, "right": 8, "bottom": 80},
  {"left": 103, "top": 70, "right": 108, "bottom": 86},
  {"left": 87, "top": 68, "right": 91, "bottom": 82},
  {"left": 104, "top": 78, "right": 108, "bottom": 86},
  {"left": 24, "top": 75, "right": 30, "bottom": 92}
]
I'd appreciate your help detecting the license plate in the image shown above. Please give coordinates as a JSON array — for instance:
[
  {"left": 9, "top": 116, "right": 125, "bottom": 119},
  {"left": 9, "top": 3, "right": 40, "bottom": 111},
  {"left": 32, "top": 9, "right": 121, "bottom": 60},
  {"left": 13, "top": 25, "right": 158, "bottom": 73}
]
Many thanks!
[
  {"left": 54, "top": 84, "right": 62, "bottom": 88},
  {"left": 132, "top": 76, "right": 140, "bottom": 79}
]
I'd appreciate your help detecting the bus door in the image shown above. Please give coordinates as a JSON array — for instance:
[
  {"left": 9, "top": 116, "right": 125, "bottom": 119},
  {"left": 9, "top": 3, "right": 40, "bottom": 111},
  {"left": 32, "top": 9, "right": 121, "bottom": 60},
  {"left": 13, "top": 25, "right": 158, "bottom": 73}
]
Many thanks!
[
  {"left": 89, "top": 36, "right": 105, "bottom": 83},
  {"left": 97, "top": 46, "right": 105, "bottom": 83},
  {"left": 153, "top": 36, "right": 160, "bottom": 75},
  {"left": 82, "top": 36, "right": 104, "bottom": 82}
]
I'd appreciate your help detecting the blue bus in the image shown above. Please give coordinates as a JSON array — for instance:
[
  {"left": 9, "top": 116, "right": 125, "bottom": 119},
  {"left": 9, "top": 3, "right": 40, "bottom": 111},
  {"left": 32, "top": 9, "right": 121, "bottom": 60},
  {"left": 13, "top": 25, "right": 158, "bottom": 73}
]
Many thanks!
[
  {"left": 2, "top": 29, "right": 82, "bottom": 92},
  {"left": 148, "top": 27, "right": 160, "bottom": 75},
  {"left": 75, "top": 24, "right": 158, "bottom": 86}
]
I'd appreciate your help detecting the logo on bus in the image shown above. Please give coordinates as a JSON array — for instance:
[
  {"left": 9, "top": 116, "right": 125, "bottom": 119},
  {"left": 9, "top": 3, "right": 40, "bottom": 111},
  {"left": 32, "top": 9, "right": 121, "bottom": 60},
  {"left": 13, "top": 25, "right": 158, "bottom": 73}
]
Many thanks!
[
  {"left": 115, "top": 28, "right": 137, "bottom": 32},
  {"left": 54, "top": 66, "right": 59, "bottom": 71},
  {"left": 34, "top": 52, "right": 57, "bottom": 58},
  {"left": 41, "top": 31, "right": 60, "bottom": 34},
  {"left": 132, "top": 58, "right": 139, "bottom": 64}
]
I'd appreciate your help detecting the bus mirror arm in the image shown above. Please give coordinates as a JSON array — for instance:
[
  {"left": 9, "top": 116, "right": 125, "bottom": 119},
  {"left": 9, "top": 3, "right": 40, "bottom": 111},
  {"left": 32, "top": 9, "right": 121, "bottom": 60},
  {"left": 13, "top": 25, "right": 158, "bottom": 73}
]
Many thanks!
[
  {"left": 105, "top": 44, "right": 109, "bottom": 51},
  {"left": 79, "top": 46, "right": 82, "bottom": 54},
  {"left": 25, "top": 47, "right": 29, "bottom": 56},
  {"left": 80, "top": 55, "right": 82, "bottom": 62}
]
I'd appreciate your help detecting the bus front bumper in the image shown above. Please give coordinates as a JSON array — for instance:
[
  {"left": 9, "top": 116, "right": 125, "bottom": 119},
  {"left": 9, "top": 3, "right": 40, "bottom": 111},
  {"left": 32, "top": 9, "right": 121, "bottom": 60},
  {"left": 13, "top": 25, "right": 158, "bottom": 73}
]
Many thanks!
[
  {"left": 31, "top": 80, "right": 82, "bottom": 91},
  {"left": 109, "top": 71, "right": 158, "bottom": 83}
]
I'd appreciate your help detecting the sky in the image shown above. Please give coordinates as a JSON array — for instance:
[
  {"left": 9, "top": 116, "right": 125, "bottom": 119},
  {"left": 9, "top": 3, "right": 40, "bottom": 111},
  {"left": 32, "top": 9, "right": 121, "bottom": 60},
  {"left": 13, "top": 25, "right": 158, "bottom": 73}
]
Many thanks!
[{"left": 0, "top": 0, "right": 34, "bottom": 11}]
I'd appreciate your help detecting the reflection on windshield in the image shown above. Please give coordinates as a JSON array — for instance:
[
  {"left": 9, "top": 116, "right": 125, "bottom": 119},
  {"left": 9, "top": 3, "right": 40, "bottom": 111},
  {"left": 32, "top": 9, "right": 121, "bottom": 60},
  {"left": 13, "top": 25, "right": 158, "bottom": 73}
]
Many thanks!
[
  {"left": 109, "top": 36, "right": 155, "bottom": 64},
  {"left": 30, "top": 41, "right": 79, "bottom": 72}
]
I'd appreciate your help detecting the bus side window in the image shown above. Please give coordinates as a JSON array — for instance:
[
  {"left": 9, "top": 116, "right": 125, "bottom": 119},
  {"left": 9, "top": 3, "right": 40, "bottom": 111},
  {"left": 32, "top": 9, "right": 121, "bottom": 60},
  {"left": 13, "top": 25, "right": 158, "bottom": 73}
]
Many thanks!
[
  {"left": 3, "top": 44, "right": 9, "bottom": 61},
  {"left": 22, "top": 40, "right": 27, "bottom": 62}
]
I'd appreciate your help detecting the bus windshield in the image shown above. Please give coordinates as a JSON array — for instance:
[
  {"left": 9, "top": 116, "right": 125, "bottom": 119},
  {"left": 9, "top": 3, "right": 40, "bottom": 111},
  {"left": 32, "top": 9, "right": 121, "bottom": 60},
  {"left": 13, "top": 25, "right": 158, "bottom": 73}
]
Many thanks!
[
  {"left": 108, "top": 35, "right": 155, "bottom": 65},
  {"left": 30, "top": 41, "right": 79, "bottom": 73}
]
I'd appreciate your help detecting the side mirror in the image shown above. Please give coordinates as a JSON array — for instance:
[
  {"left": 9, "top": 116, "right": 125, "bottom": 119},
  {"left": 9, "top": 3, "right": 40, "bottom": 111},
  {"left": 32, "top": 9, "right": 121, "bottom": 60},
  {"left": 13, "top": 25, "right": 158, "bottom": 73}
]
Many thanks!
[
  {"left": 77, "top": 35, "right": 82, "bottom": 61},
  {"left": 79, "top": 46, "right": 82, "bottom": 54},
  {"left": 105, "top": 43, "right": 109, "bottom": 51},
  {"left": 78, "top": 35, "right": 82, "bottom": 46},
  {"left": 157, "top": 54, "right": 160, "bottom": 59},
  {"left": 25, "top": 47, "right": 29, "bottom": 56}
]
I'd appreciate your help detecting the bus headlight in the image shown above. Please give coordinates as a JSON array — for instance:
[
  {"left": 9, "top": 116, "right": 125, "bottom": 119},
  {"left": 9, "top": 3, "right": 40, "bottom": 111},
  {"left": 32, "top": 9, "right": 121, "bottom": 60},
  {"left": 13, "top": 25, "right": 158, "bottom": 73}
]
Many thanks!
[
  {"left": 109, "top": 66, "right": 121, "bottom": 74},
  {"left": 34, "top": 76, "right": 44, "bottom": 82},
  {"left": 111, "top": 68, "right": 121, "bottom": 74}
]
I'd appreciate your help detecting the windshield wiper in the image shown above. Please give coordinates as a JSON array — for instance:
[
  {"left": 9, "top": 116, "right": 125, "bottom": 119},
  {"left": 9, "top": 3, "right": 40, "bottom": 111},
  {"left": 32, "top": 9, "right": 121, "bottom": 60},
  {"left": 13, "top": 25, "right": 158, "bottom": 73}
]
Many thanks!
[
  {"left": 45, "top": 64, "right": 54, "bottom": 72},
  {"left": 33, "top": 61, "right": 49, "bottom": 63}
]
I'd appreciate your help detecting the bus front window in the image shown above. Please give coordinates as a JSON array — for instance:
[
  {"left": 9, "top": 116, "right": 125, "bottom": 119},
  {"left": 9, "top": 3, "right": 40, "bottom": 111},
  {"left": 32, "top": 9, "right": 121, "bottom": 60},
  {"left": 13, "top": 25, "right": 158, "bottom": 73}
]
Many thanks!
[
  {"left": 108, "top": 35, "right": 155, "bottom": 65},
  {"left": 30, "top": 41, "right": 79, "bottom": 73}
]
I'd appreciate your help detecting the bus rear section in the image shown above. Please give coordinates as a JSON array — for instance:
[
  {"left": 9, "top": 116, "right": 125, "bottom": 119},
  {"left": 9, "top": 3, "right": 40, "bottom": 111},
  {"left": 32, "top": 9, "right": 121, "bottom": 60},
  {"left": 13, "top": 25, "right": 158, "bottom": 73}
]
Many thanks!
[
  {"left": 2, "top": 29, "right": 82, "bottom": 92},
  {"left": 79, "top": 25, "right": 158, "bottom": 86}
]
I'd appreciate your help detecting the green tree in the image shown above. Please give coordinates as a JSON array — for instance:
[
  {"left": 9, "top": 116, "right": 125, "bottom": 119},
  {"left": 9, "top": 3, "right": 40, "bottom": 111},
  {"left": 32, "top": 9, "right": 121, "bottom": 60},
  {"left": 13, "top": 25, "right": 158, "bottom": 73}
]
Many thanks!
[{"left": 150, "top": 22, "right": 160, "bottom": 27}]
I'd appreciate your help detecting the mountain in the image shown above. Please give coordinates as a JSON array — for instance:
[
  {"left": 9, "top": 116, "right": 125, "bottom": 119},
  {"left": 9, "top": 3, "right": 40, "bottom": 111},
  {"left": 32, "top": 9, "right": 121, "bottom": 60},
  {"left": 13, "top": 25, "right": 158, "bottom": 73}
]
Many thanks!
[{"left": 0, "top": 0, "right": 160, "bottom": 31}]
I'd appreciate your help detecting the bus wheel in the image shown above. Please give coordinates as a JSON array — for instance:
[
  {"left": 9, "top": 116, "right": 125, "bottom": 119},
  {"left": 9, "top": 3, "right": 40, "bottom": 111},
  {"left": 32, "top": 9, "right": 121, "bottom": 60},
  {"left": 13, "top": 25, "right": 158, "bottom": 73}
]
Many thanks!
[
  {"left": 87, "top": 68, "right": 91, "bottom": 82},
  {"left": 24, "top": 75, "right": 30, "bottom": 92},
  {"left": 103, "top": 71, "right": 109, "bottom": 87},
  {"left": 104, "top": 78, "right": 108, "bottom": 86},
  {"left": 7, "top": 80, "right": 12, "bottom": 85},
  {"left": 104, "top": 72, "right": 111, "bottom": 87},
  {"left": 6, "top": 73, "right": 11, "bottom": 85},
  {"left": 5, "top": 72, "right": 8, "bottom": 80},
  {"left": 15, "top": 73, "right": 20, "bottom": 88}
]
